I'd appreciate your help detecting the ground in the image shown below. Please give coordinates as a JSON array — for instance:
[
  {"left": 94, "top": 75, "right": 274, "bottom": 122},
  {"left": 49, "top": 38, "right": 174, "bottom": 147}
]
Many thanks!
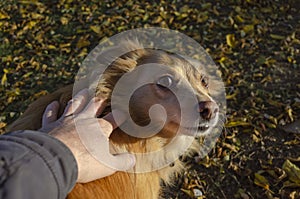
[{"left": 0, "top": 0, "right": 299, "bottom": 198}]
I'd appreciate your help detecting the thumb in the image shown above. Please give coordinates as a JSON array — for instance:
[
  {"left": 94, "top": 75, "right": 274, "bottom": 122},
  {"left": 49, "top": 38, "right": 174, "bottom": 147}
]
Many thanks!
[{"left": 110, "top": 153, "right": 136, "bottom": 171}]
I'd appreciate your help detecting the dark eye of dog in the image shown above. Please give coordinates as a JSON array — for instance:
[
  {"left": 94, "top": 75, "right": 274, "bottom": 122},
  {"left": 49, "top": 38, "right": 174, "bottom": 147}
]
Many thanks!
[
  {"left": 156, "top": 75, "right": 173, "bottom": 89},
  {"left": 201, "top": 76, "right": 209, "bottom": 89}
]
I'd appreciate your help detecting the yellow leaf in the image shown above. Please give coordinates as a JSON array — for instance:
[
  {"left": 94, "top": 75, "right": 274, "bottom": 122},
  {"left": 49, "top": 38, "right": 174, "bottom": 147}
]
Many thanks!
[
  {"left": 0, "top": 11, "right": 10, "bottom": 19},
  {"left": 270, "top": 34, "right": 285, "bottom": 40},
  {"left": 226, "top": 34, "right": 237, "bottom": 48},
  {"left": 90, "top": 25, "right": 101, "bottom": 34},
  {"left": 226, "top": 91, "right": 238, "bottom": 100},
  {"left": 0, "top": 122, "right": 6, "bottom": 128},
  {"left": 59, "top": 43, "right": 71, "bottom": 48},
  {"left": 22, "top": 72, "right": 33, "bottom": 78},
  {"left": 287, "top": 56, "right": 294, "bottom": 63},
  {"left": 287, "top": 108, "right": 294, "bottom": 122},
  {"left": 225, "top": 121, "right": 250, "bottom": 127},
  {"left": 36, "top": 32, "right": 44, "bottom": 43},
  {"left": 8, "top": 96, "right": 13, "bottom": 103},
  {"left": 235, "top": 15, "right": 244, "bottom": 23},
  {"left": 1, "top": 73, "right": 7, "bottom": 86},
  {"left": 19, "top": 0, "right": 40, "bottom": 4},
  {"left": 265, "top": 122, "right": 277, "bottom": 129},
  {"left": 252, "top": 134, "right": 260, "bottom": 143},
  {"left": 14, "top": 88, "right": 20, "bottom": 95},
  {"left": 222, "top": 142, "right": 238, "bottom": 152},
  {"left": 33, "top": 90, "right": 48, "bottom": 98},
  {"left": 282, "top": 180, "right": 300, "bottom": 188},
  {"left": 254, "top": 173, "right": 271, "bottom": 191},
  {"left": 26, "top": 21, "right": 38, "bottom": 29},
  {"left": 31, "top": 12, "right": 43, "bottom": 19},
  {"left": 180, "top": 188, "right": 193, "bottom": 197},
  {"left": 48, "top": 45, "right": 56, "bottom": 49},
  {"left": 78, "top": 48, "right": 87, "bottom": 57},
  {"left": 60, "top": 17, "right": 69, "bottom": 25},
  {"left": 153, "top": 16, "right": 163, "bottom": 23},
  {"left": 284, "top": 140, "right": 300, "bottom": 145},
  {"left": 61, "top": 48, "right": 71, "bottom": 53},
  {"left": 243, "top": 25, "right": 254, "bottom": 34},
  {"left": 218, "top": 56, "right": 227, "bottom": 63},
  {"left": 282, "top": 160, "right": 300, "bottom": 185},
  {"left": 76, "top": 37, "right": 90, "bottom": 49}
]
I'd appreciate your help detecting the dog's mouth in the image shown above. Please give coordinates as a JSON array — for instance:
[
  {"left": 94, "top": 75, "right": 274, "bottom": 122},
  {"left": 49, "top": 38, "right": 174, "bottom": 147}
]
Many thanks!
[
  {"left": 180, "top": 123, "right": 211, "bottom": 136},
  {"left": 197, "top": 124, "right": 210, "bottom": 132},
  {"left": 191, "top": 123, "right": 210, "bottom": 133}
]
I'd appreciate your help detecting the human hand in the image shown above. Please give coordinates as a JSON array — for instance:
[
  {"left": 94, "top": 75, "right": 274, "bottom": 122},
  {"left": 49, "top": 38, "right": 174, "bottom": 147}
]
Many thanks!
[{"left": 40, "top": 89, "right": 136, "bottom": 183}]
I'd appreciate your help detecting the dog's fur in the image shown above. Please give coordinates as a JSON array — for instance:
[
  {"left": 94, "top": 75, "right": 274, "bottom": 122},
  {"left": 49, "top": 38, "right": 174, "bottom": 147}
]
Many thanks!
[{"left": 8, "top": 41, "right": 222, "bottom": 199}]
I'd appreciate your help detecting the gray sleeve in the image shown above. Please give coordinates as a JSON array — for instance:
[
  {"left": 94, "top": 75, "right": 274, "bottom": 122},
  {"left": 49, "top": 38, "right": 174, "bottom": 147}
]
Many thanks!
[{"left": 0, "top": 130, "right": 78, "bottom": 199}]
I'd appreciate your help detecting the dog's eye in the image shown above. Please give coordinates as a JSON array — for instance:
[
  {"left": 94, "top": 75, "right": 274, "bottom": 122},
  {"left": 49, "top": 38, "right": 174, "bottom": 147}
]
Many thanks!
[
  {"left": 201, "top": 76, "right": 209, "bottom": 89},
  {"left": 156, "top": 75, "right": 173, "bottom": 89}
]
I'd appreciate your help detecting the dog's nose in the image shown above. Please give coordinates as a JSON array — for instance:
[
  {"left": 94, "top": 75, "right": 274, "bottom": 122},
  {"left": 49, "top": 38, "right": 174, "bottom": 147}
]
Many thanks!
[{"left": 197, "top": 101, "right": 219, "bottom": 120}]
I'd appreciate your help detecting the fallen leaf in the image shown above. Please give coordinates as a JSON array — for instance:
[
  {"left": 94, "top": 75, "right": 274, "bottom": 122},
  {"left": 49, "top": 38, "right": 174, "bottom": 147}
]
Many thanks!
[
  {"left": 181, "top": 188, "right": 194, "bottom": 197},
  {"left": 225, "top": 121, "right": 251, "bottom": 127},
  {"left": 60, "top": 17, "right": 69, "bottom": 25},
  {"left": 282, "top": 160, "right": 300, "bottom": 185},
  {"left": 270, "top": 34, "right": 285, "bottom": 40},
  {"left": 0, "top": 122, "right": 6, "bottom": 128},
  {"left": 76, "top": 36, "right": 90, "bottom": 49},
  {"left": 243, "top": 25, "right": 254, "bottom": 34},
  {"left": 0, "top": 11, "right": 10, "bottom": 19},
  {"left": 226, "top": 34, "right": 238, "bottom": 48},
  {"left": 90, "top": 25, "right": 101, "bottom": 34},
  {"left": 1, "top": 73, "right": 7, "bottom": 86},
  {"left": 254, "top": 172, "right": 273, "bottom": 193}
]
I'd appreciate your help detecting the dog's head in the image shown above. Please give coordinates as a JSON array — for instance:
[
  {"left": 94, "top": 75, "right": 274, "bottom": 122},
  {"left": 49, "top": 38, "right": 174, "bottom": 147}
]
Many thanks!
[{"left": 93, "top": 42, "right": 221, "bottom": 142}]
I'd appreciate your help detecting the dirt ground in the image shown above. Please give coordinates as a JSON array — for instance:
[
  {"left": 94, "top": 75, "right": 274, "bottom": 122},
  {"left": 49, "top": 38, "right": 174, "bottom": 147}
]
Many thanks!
[{"left": 0, "top": 0, "right": 299, "bottom": 198}]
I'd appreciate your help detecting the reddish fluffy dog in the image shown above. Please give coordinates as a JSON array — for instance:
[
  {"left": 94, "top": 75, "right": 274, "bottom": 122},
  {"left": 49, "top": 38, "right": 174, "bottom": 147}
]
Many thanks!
[{"left": 8, "top": 42, "right": 223, "bottom": 199}]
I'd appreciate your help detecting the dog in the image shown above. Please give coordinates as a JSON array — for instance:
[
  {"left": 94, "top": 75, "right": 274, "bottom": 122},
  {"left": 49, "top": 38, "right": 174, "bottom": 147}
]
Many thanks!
[{"left": 8, "top": 41, "right": 224, "bottom": 198}]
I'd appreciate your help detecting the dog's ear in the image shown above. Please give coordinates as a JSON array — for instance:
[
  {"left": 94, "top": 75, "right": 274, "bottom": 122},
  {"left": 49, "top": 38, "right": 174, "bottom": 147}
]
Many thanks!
[{"left": 92, "top": 41, "right": 149, "bottom": 100}]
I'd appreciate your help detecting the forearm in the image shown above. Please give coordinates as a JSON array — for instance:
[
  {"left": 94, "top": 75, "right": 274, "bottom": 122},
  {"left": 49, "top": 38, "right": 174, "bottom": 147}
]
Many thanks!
[{"left": 0, "top": 130, "right": 78, "bottom": 199}]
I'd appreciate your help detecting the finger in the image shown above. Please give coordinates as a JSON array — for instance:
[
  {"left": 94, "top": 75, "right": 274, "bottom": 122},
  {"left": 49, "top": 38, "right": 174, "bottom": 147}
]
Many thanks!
[
  {"left": 110, "top": 153, "right": 136, "bottom": 171},
  {"left": 42, "top": 101, "right": 59, "bottom": 127},
  {"left": 62, "top": 89, "right": 89, "bottom": 117},
  {"left": 102, "top": 110, "right": 126, "bottom": 131},
  {"left": 80, "top": 97, "right": 106, "bottom": 117}
]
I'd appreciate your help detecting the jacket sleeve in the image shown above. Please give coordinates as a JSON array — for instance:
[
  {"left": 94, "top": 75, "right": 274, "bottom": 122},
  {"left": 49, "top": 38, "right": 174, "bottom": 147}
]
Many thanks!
[{"left": 0, "top": 130, "right": 78, "bottom": 199}]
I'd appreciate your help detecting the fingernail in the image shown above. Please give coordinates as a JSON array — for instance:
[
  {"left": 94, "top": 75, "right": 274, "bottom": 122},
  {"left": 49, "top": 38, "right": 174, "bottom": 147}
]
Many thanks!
[
  {"left": 49, "top": 101, "right": 59, "bottom": 109},
  {"left": 67, "top": 99, "right": 73, "bottom": 105}
]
